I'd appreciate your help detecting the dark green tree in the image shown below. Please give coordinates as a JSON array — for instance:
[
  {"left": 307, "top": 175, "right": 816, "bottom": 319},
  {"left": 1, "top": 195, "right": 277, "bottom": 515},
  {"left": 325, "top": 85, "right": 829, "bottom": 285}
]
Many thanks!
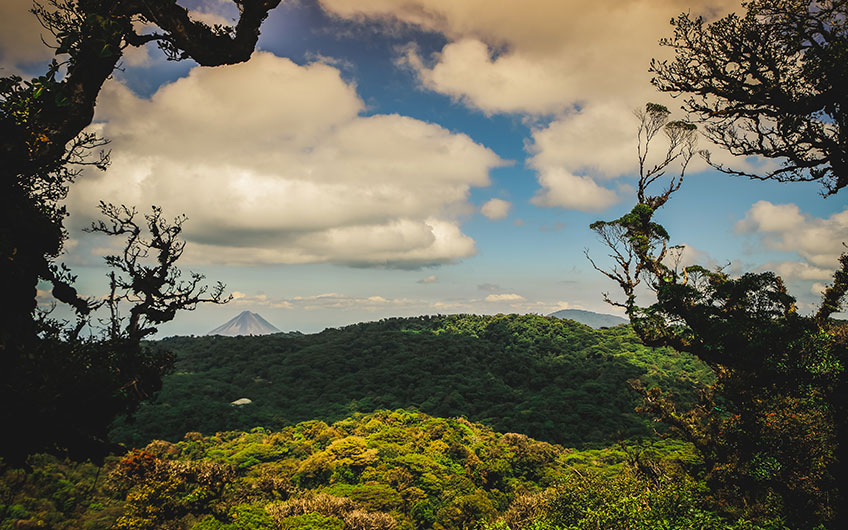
[
  {"left": 1, "top": 0, "right": 280, "bottom": 459},
  {"left": 589, "top": 104, "right": 847, "bottom": 528},
  {"left": 2, "top": 202, "right": 230, "bottom": 459},
  {"left": 651, "top": 0, "right": 848, "bottom": 195}
]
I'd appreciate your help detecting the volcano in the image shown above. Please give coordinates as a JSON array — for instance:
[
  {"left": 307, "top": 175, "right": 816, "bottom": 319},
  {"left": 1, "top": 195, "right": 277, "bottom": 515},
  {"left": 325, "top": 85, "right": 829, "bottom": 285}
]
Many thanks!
[{"left": 207, "top": 311, "right": 281, "bottom": 336}]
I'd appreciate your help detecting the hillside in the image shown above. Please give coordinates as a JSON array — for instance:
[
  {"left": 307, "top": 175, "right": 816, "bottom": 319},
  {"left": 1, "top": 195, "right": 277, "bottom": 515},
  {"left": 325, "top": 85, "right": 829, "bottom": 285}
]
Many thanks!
[
  {"left": 111, "top": 314, "right": 712, "bottom": 448},
  {"left": 2, "top": 410, "right": 756, "bottom": 530}
]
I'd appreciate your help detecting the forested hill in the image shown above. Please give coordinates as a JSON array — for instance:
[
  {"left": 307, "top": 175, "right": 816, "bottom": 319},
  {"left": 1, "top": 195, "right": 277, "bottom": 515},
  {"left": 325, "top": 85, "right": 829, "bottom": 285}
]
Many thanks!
[{"left": 111, "top": 314, "right": 712, "bottom": 448}]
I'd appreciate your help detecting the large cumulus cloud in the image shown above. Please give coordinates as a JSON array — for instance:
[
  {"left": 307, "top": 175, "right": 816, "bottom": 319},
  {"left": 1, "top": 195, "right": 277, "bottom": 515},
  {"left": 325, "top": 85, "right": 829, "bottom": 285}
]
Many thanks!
[{"left": 69, "top": 52, "right": 503, "bottom": 268}]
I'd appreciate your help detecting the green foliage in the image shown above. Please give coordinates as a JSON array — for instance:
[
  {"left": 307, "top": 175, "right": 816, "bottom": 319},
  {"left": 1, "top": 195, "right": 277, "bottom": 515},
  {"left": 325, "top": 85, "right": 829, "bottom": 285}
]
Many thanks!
[
  {"left": 487, "top": 469, "right": 781, "bottom": 530},
  {"left": 110, "top": 314, "right": 712, "bottom": 448},
  {"left": 0, "top": 454, "right": 123, "bottom": 530},
  {"left": 189, "top": 503, "right": 275, "bottom": 530},
  {"left": 624, "top": 239, "right": 844, "bottom": 527},
  {"left": 277, "top": 512, "right": 344, "bottom": 530},
  {"left": 1, "top": 411, "right": 768, "bottom": 530},
  {"left": 588, "top": 103, "right": 848, "bottom": 527},
  {"left": 0, "top": 204, "right": 233, "bottom": 459}
]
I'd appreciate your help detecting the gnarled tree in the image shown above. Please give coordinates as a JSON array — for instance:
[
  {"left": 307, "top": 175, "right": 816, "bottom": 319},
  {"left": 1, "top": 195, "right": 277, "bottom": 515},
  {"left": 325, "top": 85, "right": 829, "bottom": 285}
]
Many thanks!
[
  {"left": 589, "top": 104, "right": 848, "bottom": 528},
  {"left": 1, "top": 0, "right": 279, "bottom": 459},
  {"left": 1, "top": 0, "right": 280, "bottom": 358},
  {"left": 651, "top": 0, "right": 848, "bottom": 196},
  {"left": 6, "top": 203, "right": 229, "bottom": 459}
]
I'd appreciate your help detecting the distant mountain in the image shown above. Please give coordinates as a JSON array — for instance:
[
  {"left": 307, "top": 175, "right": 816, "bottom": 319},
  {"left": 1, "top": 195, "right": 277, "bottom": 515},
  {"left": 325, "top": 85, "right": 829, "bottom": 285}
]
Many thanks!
[
  {"left": 208, "top": 311, "right": 281, "bottom": 336},
  {"left": 548, "top": 309, "right": 628, "bottom": 329}
]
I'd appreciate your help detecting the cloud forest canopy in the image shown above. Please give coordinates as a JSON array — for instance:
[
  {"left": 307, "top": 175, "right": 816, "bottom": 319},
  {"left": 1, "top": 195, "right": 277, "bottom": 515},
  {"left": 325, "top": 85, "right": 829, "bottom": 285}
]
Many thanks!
[
  {"left": 1, "top": 410, "right": 771, "bottom": 530},
  {"left": 640, "top": 2, "right": 848, "bottom": 521},
  {"left": 110, "top": 314, "right": 713, "bottom": 449}
]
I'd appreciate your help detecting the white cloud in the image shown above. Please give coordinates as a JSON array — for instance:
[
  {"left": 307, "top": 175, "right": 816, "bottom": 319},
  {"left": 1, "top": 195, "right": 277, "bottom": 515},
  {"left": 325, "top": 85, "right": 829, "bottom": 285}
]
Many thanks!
[
  {"left": 663, "top": 242, "right": 720, "bottom": 271},
  {"left": 231, "top": 291, "right": 423, "bottom": 312},
  {"left": 35, "top": 288, "right": 56, "bottom": 308},
  {"left": 735, "top": 201, "right": 807, "bottom": 234},
  {"left": 418, "top": 275, "right": 438, "bottom": 284},
  {"left": 399, "top": 39, "right": 582, "bottom": 115},
  {"left": 225, "top": 288, "right": 609, "bottom": 321},
  {"left": 70, "top": 52, "right": 503, "bottom": 268},
  {"left": 121, "top": 43, "right": 154, "bottom": 67},
  {"left": 526, "top": 101, "right": 776, "bottom": 213},
  {"left": 188, "top": 9, "right": 231, "bottom": 28},
  {"left": 531, "top": 168, "right": 619, "bottom": 211},
  {"left": 526, "top": 102, "right": 634, "bottom": 211},
  {"left": 766, "top": 262, "right": 835, "bottom": 282},
  {"left": 529, "top": 102, "right": 638, "bottom": 179},
  {"left": 231, "top": 291, "right": 293, "bottom": 309},
  {"left": 270, "top": 292, "right": 415, "bottom": 311},
  {"left": 480, "top": 198, "right": 511, "bottom": 220},
  {"left": 736, "top": 201, "right": 848, "bottom": 274},
  {"left": 485, "top": 293, "right": 525, "bottom": 302}
]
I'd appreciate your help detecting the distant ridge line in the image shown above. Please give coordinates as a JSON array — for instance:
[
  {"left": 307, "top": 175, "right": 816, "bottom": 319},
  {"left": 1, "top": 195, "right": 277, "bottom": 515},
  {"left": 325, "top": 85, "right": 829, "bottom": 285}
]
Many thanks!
[{"left": 547, "top": 309, "right": 628, "bottom": 329}]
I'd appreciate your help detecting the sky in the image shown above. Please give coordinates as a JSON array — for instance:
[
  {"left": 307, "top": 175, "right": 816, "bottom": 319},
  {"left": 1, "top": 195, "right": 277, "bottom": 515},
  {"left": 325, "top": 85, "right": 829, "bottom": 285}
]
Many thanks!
[{"left": 2, "top": 0, "right": 846, "bottom": 336}]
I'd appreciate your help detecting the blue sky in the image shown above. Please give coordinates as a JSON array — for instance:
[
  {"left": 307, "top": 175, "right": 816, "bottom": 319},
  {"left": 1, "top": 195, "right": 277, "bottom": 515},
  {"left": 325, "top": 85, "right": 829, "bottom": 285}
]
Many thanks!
[{"left": 2, "top": 0, "right": 845, "bottom": 335}]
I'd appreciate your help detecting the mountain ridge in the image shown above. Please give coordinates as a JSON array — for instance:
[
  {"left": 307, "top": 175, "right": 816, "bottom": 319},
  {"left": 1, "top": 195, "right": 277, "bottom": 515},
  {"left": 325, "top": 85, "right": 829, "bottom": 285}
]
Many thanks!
[{"left": 548, "top": 308, "right": 628, "bottom": 328}]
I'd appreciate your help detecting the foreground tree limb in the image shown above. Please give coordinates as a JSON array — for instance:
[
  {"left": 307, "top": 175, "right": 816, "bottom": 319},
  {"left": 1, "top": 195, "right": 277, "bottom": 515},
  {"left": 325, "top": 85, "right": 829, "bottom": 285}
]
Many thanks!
[
  {"left": 0, "top": 0, "right": 279, "bottom": 460},
  {"left": 87, "top": 203, "right": 230, "bottom": 342},
  {"left": 652, "top": 0, "right": 848, "bottom": 195},
  {"left": 1, "top": 0, "right": 280, "bottom": 352}
]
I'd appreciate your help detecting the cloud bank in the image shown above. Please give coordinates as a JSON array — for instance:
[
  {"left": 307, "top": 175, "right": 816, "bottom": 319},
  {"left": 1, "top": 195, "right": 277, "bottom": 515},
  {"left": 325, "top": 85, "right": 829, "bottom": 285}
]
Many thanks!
[{"left": 0, "top": 0, "right": 55, "bottom": 71}]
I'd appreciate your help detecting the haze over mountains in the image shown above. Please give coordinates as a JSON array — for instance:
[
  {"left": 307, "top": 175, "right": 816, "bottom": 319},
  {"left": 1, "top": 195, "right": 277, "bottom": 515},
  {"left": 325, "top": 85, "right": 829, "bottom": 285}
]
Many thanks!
[
  {"left": 207, "top": 311, "right": 281, "bottom": 336},
  {"left": 548, "top": 309, "right": 628, "bottom": 328}
]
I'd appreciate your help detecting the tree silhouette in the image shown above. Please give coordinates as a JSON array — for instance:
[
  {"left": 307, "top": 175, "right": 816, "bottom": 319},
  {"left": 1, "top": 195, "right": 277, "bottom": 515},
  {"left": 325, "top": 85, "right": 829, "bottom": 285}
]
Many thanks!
[
  {"left": 651, "top": 0, "right": 848, "bottom": 196},
  {"left": 0, "top": 0, "right": 279, "bottom": 459}
]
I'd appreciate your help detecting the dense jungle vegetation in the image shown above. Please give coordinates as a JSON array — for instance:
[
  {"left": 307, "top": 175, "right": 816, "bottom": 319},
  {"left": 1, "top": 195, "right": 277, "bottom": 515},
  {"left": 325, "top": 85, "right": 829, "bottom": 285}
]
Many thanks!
[
  {"left": 109, "top": 314, "right": 713, "bottom": 448},
  {"left": 2, "top": 409, "right": 772, "bottom": 530}
]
